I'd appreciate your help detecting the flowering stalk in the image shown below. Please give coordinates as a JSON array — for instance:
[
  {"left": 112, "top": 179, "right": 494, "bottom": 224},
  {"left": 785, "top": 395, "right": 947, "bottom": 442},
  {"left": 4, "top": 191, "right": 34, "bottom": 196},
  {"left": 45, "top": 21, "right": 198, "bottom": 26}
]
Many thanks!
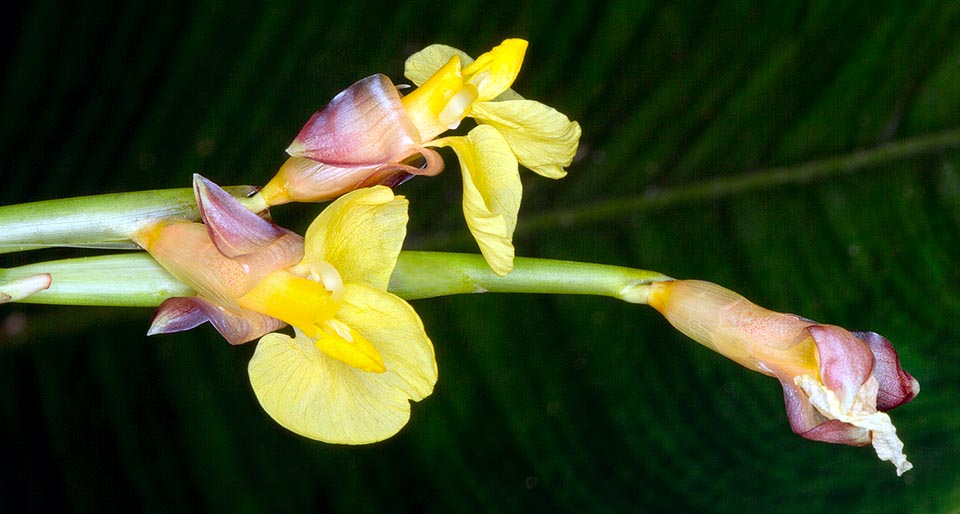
[
  {"left": 0, "top": 251, "right": 919, "bottom": 474},
  {"left": 1, "top": 251, "right": 671, "bottom": 306}
]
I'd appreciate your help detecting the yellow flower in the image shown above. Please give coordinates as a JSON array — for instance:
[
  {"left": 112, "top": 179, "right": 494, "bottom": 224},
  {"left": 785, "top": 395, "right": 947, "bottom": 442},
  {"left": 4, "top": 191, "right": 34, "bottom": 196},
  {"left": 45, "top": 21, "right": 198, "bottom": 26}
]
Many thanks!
[
  {"left": 246, "top": 186, "right": 437, "bottom": 444},
  {"left": 259, "top": 39, "right": 581, "bottom": 276},
  {"left": 645, "top": 279, "right": 919, "bottom": 475},
  {"left": 403, "top": 39, "right": 581, "bottom": 275},
  {"left": 136, "top": 176, "right": 437, "bottom": 444}
]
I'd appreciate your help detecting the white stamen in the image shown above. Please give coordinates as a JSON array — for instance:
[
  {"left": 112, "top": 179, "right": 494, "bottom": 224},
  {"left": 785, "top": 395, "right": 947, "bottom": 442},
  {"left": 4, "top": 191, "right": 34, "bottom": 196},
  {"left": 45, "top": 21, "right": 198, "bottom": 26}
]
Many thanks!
[
  {"left": 438, "top": 85, "right": 478, "bottom": 129},
  {"left": 795, "top": 375, "right": 913, "bottom": 476},
  {"left": 308, "top": 260, "right": 344, "bottom": 303}
]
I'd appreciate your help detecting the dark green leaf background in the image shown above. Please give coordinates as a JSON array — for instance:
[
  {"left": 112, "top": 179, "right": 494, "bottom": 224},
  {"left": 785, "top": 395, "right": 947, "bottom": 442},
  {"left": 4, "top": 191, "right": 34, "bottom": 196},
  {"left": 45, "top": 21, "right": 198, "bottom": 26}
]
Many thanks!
[{"left": 2, "top": 2, "right": 958, "bottom": 513}]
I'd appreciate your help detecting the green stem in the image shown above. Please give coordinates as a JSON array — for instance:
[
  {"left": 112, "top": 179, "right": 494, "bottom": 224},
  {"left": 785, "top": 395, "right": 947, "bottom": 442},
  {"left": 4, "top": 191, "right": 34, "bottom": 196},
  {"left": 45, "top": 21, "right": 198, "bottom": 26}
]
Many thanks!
[
  {"left": 389, "top": 251, "right": 669, "bottom": 303},
  {"left": 0, "top": 186, "right": 264, "bottom": 254},
  {"left": 0, "top": 254, "right": 192, "bottom": 307},
  {"left": 1, "top": 251, "right": 671, "bottom": 307}
]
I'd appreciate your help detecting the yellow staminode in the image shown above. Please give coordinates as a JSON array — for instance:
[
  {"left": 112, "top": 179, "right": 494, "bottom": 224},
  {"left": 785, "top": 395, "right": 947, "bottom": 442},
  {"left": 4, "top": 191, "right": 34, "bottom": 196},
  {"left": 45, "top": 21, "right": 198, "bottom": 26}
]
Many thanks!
[
  {"left": 238, "top": 269, "right": 340, "bottom": 338},
  {"left": 240, "top": 269, "right": 385, "bottom": 373},
  {"left": 400, "top": 56, "right": 467, "bottom": 141}
]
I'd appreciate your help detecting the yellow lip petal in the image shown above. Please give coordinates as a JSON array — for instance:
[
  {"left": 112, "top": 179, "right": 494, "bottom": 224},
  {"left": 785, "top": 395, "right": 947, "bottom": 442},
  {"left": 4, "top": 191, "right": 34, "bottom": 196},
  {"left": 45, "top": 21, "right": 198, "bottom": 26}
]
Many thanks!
[
  {"left": 314, "top": 318, "right": 386, "bottom": 373},
  {"left": 400, "top": 56, "right": 464, "bottom": 141},
  {"left": 404, "top": 44, "right": 472, "bottom": 86},
  {"left": 331, "top": 283, "right": 437, "bottom": 399},
  {"left": 247, "top": 283, "right": 436, "bottom": 444},
  {"left": 405, "top": 42, "right": 524, "bottom": 101}
]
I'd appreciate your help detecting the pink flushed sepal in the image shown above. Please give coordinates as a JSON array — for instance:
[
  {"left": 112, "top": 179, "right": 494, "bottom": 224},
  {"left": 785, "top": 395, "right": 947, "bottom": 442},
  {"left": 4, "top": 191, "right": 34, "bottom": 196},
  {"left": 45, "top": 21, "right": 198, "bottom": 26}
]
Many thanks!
[
  {"left": 856, "top": 330, "right": 920, "bottom": 410},
  {"left": 148, "top": 296, "right": 286, "bottom": 345},
  {"left": 779, "top": 325, "right": 920, "bottom": 446},
  {"left": 261, "top": 75, "right": 445, "bottom": 205},
  {"left": 286, "top": 74, "right": 422, "bottom": 165}
]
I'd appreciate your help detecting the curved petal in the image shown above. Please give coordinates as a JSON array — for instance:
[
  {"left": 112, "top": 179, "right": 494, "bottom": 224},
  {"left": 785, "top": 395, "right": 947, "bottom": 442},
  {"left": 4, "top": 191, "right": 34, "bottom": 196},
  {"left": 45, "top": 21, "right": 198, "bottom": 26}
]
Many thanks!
[
  {"left": 247, "top": 284, "right": 436, "bottom": 444},
  {"left": 807, "top": 324, "right": 875, "bottom": 411},
  {"left": 795, "top": 375, "right": 913, "bottom": 476},
  {"left": 855, "top": 331, "right": 920, "bottom": 410},
  {"left": 461, "top": 39, "right": 528, "bottom": 102},
  {"left": 433, "top": 125, "right": 521, "bottom": 276},
  {"left": 299, "top": 186, "right": 408, "bottom": 290},
  {"left": 194, "top": 174, "right": 294, "bottom": 258},
  {"left": 781, "top": 379, "right": 871, "bottom": 446},
  {"left": 404, "top": 43, "right": 523, "bottom": 101},
  {"left": 471, "top": 99, "right": 581, "bottom": 179}
]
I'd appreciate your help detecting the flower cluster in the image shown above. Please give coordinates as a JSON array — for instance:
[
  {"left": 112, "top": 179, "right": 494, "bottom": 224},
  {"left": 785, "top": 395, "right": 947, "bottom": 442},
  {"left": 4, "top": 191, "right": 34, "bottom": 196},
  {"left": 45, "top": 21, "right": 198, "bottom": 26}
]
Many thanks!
[
  {"left": 114, "top": 39, "right": 919, "bottom": 474},
  {"left": 258, "top": 39, "right": 581, "bottom": 276},
  {"left": 133, "top": 38, "right": 579, "bottom": 442}
]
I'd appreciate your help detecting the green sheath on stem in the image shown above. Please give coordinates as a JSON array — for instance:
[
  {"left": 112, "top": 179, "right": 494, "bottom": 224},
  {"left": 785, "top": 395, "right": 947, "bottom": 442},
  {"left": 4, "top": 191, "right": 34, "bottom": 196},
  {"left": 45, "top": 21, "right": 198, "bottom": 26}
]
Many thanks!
[{"left": 0, "top": 186, "right": 263, "bottom": 254}]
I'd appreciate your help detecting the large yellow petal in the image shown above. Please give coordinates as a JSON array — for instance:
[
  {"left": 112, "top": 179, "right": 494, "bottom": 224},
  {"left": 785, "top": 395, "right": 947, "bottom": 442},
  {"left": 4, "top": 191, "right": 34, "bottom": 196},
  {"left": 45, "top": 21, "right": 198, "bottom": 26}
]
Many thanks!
[
  {"left": 432, "top": 125, "right": 521, "bottom": 276},
  {"left": 404, "top": 43, "right": 523, "bottom": 101},
  {"left": 334, "top": 284, "right": 437, "bottom": 400},
  {"left": 471, "top": 99, "right": 582, "bottom": 179},
  {"left": 298, "top": 186, "right": 407, "bottom": 290},
  {"left": 247, "top": 284, "right": 436, "bottom": 444}
]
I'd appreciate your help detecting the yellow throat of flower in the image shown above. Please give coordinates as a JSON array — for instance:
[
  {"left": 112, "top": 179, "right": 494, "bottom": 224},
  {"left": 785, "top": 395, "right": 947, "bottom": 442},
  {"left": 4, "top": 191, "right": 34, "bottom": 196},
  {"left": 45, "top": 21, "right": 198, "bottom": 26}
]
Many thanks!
[
  {"left": 238, "top": 268, "right": 386, "bottom": 373},
  {"left": 400, "top": 39, "right": 527, "bottom": 143},
  {"left": 401, "top": 56, "right": 471, "bottom": 142}
]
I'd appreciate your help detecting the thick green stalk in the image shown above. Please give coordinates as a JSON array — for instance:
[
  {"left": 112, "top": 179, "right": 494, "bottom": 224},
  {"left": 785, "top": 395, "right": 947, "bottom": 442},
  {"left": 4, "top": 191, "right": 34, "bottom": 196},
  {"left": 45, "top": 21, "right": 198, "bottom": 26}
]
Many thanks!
[
  {"left": 0, "top": 251, "right": 671, "bottom": 307},
  {"left": 0, "top": 186, "right": 264, "bottom": 254},
  {"left": 389, "top": 251, "right": 669, "bottom": 303}
]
